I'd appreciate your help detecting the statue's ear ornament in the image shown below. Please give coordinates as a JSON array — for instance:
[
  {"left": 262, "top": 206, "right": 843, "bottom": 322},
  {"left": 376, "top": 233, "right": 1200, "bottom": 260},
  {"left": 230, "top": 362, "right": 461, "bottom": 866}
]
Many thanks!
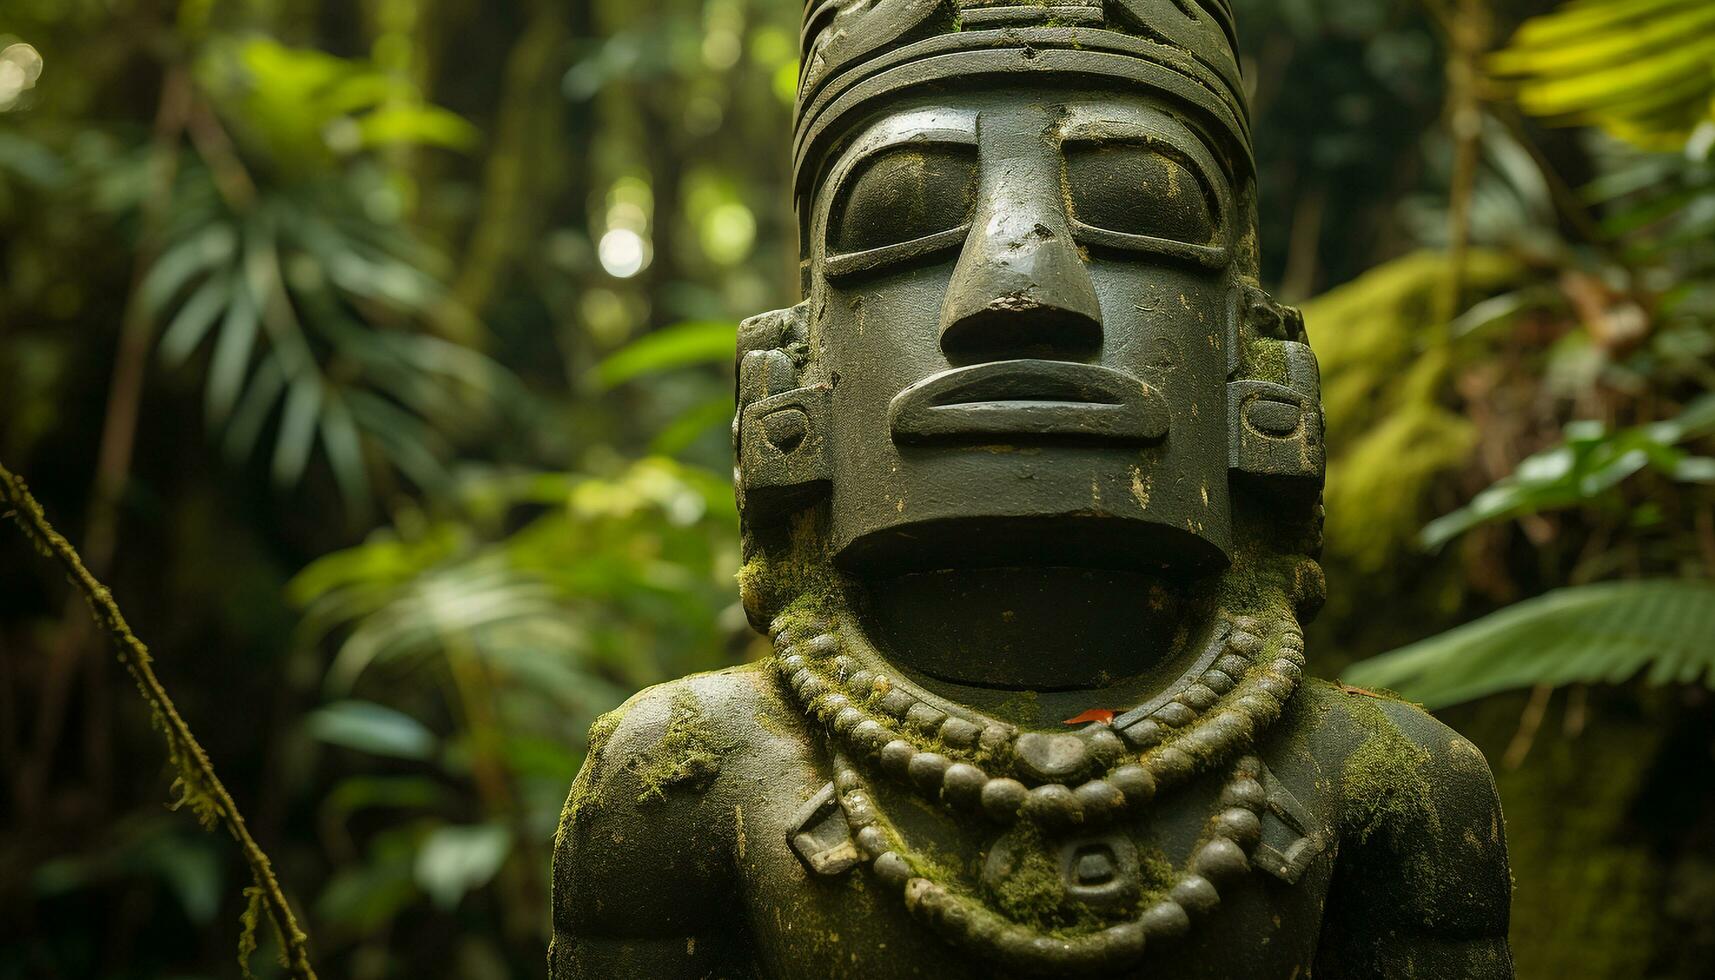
[
  {"left": 1227, "top": 286, "right": 1325, "bottom": 495},
  {"left": 735, "top": 303, "right": 832, "bottom": 525}
]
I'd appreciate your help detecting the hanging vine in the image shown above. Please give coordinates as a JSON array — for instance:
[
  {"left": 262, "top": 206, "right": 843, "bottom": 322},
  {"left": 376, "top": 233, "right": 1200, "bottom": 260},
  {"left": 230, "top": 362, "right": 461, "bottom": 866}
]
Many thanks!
[{"left": 0, "top": 460, "right": 319, "bottom": 980}]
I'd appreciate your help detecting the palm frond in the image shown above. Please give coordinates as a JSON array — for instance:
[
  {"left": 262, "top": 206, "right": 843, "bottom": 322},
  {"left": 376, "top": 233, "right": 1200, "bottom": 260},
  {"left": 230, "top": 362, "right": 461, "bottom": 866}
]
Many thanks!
[
  {"left": 1489, "top": 0, "right": 1715, "bottom": 151},
  {"left": 288, "top": 459, "right": 743, "bottom": 710},
  {"left": 144, "top": 167, "right": 515, "bottom": 513}
]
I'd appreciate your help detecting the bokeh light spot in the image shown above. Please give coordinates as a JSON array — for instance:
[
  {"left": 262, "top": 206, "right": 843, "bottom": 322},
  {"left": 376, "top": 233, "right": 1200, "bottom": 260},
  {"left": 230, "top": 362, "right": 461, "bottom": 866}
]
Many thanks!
[
  {"left": 598, "top": 228, "right": 649, "bottom": 278},
  {"left": 0, "top": 42, "right": 43, "bottom": 111},
  {"left": 700, "top": 202, "right": 756, "bottom": 266}
]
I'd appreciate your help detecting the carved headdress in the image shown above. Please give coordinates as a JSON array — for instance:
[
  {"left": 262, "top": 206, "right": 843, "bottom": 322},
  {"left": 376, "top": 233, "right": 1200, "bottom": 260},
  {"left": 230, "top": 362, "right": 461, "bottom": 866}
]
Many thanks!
[{"left": 792, "top": 0, "right": 1253, "bottom": 220}]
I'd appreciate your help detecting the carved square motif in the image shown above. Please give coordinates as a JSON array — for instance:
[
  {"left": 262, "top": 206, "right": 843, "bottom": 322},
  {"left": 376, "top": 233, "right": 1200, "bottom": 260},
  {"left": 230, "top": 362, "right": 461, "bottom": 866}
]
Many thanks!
[
  {"left": 1250, "top": 759, "right": 1324, "bottom": 885},
  {"left": 787, "top": 782, "right": 862, "bottom": 877}
]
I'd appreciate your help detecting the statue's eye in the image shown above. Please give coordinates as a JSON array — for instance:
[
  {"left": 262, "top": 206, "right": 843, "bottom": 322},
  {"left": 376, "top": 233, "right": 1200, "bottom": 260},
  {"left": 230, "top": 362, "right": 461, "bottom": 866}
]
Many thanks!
[
  {"left": 1065, "top": 143, "right": 1219, "bottom": 248},
  {"left": 830, "top": 145, "right": 978, "bottom": 257}
]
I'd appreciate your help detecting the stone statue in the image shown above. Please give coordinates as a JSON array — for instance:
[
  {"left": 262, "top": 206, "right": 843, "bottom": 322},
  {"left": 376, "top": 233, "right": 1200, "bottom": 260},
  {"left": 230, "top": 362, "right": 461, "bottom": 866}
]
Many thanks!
[{"left": 550, "top": 1, "right": 1514, "bottom": 976}]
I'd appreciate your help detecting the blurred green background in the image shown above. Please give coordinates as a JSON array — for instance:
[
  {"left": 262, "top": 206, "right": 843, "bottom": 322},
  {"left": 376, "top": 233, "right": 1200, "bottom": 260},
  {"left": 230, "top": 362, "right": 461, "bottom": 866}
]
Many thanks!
[{"left": 2, "top": 0, "right": 1713, "bottom": 977}]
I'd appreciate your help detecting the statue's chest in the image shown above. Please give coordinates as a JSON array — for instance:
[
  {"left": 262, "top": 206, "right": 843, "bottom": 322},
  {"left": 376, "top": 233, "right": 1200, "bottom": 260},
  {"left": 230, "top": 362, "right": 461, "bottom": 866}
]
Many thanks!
[{"left": 735, "top": 764, "right": 1338, "bottom": 980}]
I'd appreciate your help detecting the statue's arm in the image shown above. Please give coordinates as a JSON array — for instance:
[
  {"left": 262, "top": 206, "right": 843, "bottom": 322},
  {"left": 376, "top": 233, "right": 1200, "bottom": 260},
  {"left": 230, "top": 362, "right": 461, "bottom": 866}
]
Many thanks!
[
  {"left": 1314, "top": 699, "right": 1514, "bottom": 979},
  {"left": 548, "top": 682, "right": 748, "bottom": 980}
]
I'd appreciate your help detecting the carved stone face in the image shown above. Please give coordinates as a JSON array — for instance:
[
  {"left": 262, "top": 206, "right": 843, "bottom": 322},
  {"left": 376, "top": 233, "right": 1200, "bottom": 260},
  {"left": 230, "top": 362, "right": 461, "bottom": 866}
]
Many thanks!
[{"left": 807, "top": 85, "right": 1241, "bottom": 576}]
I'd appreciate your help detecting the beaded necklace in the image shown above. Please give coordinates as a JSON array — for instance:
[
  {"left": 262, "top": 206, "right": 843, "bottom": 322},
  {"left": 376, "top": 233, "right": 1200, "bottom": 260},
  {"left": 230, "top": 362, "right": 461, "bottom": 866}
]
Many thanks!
[{"left": 770, "top": 606, "right": 1307, "bottom": 972}]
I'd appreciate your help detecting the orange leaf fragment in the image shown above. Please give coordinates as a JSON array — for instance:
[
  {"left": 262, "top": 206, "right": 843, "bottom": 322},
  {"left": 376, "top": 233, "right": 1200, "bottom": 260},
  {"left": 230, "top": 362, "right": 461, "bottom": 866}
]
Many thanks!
[{"left": 1062, "top": 708, "right": 1116, "bottom": 726}]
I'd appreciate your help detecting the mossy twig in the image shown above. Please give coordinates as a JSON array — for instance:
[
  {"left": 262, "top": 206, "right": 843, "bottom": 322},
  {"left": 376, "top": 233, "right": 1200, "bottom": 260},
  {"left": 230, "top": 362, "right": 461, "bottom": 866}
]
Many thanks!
[{"left": 0, "top": 461, "right": 318, "bottom": 980}]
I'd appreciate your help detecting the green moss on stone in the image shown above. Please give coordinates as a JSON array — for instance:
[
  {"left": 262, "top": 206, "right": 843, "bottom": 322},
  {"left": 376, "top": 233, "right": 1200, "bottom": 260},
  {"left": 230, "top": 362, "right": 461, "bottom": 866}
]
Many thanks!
[
  {"left": 1244, "top": 336, "right": 1290, "bottom": 385},
  {"left": 978, "top": 823, "right": 1179, "bottom": 937},
  {"left": 989, "top": 825, "right": 1072, "bottom": 927},
  {"left": 556, "top": 703, "right": 631, "bottom": 833},
  {"left": 632, "top": 690, "right": 733, "bottom": 804},
  {"left": 739, "top": 506, "right": 844, "bottom": 627},
  {"left": 1340, "top": 695, "right": 1438, "bottom": 845},
  {"left": 1134, "top": 847, "right": 1176, "bottom": 901},
  {"left": 586, "top": 705, "right": 624, "bottom": 756}
]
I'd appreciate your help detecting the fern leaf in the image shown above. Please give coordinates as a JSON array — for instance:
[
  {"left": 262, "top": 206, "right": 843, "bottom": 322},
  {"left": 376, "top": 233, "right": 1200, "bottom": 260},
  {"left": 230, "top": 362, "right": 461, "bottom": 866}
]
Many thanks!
[{"left": 1341, "top": 579, "right": 1715, "bottom": 708}]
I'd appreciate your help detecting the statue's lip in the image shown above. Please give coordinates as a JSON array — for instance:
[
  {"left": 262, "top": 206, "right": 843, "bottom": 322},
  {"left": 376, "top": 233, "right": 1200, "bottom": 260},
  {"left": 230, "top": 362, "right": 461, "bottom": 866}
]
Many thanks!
[{"left": 889, "top": 359, "right": 1170, "bottom": 445}]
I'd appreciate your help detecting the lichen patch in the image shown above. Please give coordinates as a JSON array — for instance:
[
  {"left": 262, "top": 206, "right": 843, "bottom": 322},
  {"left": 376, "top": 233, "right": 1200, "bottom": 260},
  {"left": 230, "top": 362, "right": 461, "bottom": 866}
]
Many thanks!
[{"left": 1129, "top": 466, "right": 1151, "bottom": 509}]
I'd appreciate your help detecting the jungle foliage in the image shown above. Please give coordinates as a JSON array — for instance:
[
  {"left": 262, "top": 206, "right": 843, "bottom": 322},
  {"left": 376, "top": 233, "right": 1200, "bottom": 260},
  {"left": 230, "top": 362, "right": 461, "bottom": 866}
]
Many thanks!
[{"left": 0, "top": 0, "right": 1712, "bottom": 977}]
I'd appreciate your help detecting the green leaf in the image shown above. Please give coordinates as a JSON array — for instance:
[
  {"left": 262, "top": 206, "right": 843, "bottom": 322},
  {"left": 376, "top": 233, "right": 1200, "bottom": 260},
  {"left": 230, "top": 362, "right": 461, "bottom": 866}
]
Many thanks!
[
  {"left": 355, "top": 105, "right": 480, "bottom": 152},
  {"left": 1422, "top": 396, "right": 1715, "bottom": 548},
  {"left": 286, "top": 525, "right": 466, "bottom": 607},
  {"left": 413, "top": 823, "right": 512, "bottom": 910},
  {"left": 326, "top": 250, "right": 440, "bottom": 313},
  {"left": 344, "top": 391, "right": 455, "bottom": 493},
  {"left": 132, "top": 830, "right": 225, "bottom": 925},
  {"left": 305, "top": 700, "right": 438, "bottom": 760},
  {"left": 39, "top": 822, "right": 228, "bottom": 926},
  {"left": 1342, "top": 579, "right": 1715, "bottom": 708},
  {"left": 139, "top": 223, "right": 237, "bottom": 316},
  {"left": 1659, "top": 392, "right": 1715, "bottom": 440},
  {"left": 0, "top": 132, "right": 69, "bottom": 187},
  {"left": 322, "top": 569, "right": 576, "bottom": 694},
  {"left": 315, "top": 829, "right": 420, "bottom": 933},
  {"left": 272, "top": 375, "right": 324, "bottom": 487},
  {"left": 222, "top": 354, "right": 288, "bottom": 462},
  {"left": 201, "top": 36, "right": 480, "bottom": 172},
  {"left": 205, "top": 284, "right": 261, "bottom": 424},
  {"left": 157, "top": 274, "right": 234, "bottom": 367},
  {"left": 319, "top": 391, "right": 371, "bottom": 517},
  {"left": 322, "top": 775, "right": 446, "bottom": 818},
  {"left": 594, "top": 321, "right": 736, "bottom": 389},
  {"left": 1672, "top": 456, "right": 1715, "bottom": 482}
]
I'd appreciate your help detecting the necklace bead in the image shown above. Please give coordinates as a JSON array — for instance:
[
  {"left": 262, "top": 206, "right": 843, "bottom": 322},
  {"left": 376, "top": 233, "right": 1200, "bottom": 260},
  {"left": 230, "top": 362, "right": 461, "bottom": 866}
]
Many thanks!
[{"left": 981, "top": 778, "right": 1028, "bottom": 822}]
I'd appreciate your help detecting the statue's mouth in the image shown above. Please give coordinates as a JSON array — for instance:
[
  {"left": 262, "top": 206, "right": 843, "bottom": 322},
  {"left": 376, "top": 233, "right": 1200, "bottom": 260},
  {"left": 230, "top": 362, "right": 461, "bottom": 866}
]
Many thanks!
[{"left": 889, "top": 359, "right": 1170, "bottom": 445}]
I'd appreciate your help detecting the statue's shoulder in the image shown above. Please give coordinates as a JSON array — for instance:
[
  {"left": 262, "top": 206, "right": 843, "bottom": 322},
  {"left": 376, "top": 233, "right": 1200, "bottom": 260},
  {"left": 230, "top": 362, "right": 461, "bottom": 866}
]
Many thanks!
[
  {"left": 552, "top": 662, "right": 799, "bottom": 936},
  {"left": 1294, "top": 679, "right": 1511, "bottom": 925},
  {"left": 1296, "top": 678, "right": 1503, "bottom": 839},
  {"left": 565, "top": 662, "right": 790, "bottom": 825},
  {"left": 1293, "top": 688, "right": 1513, "bottom": 973}
]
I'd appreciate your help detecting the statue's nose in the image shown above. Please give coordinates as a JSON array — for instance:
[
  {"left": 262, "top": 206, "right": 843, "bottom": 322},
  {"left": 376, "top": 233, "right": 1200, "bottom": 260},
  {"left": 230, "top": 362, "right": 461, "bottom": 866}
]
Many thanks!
[{"left": 938, "top": 164, "right": 1103, "bottom": 362}]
